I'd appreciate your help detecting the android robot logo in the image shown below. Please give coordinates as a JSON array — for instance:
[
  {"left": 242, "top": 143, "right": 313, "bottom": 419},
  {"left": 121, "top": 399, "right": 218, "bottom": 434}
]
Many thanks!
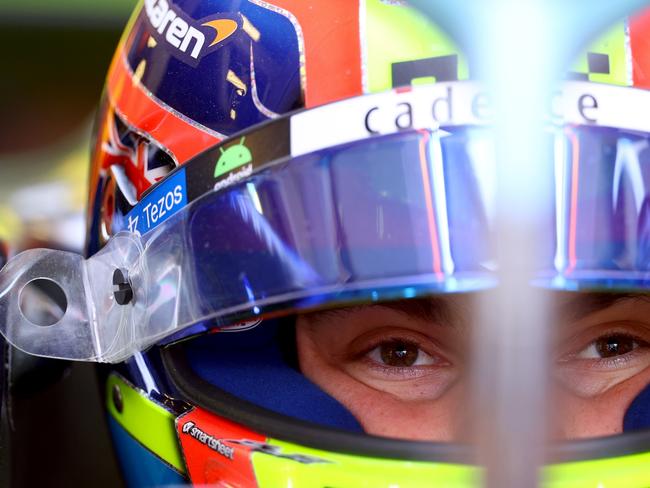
[{"left": 214, "top": 137, "right": 252, "bottom": 179}]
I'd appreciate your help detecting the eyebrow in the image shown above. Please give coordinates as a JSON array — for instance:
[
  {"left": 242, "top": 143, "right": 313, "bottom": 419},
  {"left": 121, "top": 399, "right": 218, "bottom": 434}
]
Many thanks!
[
  {"left": 380, "top": 293, "right": 649, "bottom": 326},
  {"left": 378, "top": 298, "right": 461, "bottom": 325},
  {"left": 310, "top": 297, "right": 464, "bottom": 328},
  {"left": 555, "top": 292, "right": 650, "bottom": 322},
  {"left": 306, "top": 292, "right": 650, "bottom": 331}
]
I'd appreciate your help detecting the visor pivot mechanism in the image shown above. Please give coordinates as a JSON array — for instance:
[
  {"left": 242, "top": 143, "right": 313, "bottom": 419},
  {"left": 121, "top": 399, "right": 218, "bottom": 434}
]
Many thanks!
[{"left": 113, "top": 268, "right": 133, "bottom": 306}]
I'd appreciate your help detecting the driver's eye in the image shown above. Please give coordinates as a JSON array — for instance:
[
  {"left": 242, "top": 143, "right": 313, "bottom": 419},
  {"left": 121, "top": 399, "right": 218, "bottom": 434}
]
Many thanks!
[
  {"left": 576, "top": 334, "right": 647, "bottom": 360},
  {"left": 367, "top": 340, "right": 435, "bottom": 367}
]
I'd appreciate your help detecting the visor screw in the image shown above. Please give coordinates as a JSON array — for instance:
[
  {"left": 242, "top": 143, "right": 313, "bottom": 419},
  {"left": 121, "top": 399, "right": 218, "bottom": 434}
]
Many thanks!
[
  {"left": 113, "top": 268, "right": 133, "bottom": 306},
  {"left": 112, "top": 385, "right": 123, "bottom": 413}
]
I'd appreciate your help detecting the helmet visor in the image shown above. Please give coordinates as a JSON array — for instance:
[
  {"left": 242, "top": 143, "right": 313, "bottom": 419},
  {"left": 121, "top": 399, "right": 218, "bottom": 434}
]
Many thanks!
[{"left": 1, "top": 82, "right": 650, "bottom": 362}]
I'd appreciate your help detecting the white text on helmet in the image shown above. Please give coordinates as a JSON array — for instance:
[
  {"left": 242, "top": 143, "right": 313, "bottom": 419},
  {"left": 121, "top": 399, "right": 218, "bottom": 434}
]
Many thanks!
[{"left": 145, "top": 0, "right": 205, "bottom": 60}]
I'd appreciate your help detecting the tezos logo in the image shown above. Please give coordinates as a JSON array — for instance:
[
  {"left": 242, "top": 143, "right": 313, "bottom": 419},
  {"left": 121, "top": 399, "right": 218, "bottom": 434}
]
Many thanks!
[{"left": 144, "top": 0, "right": 240, "bottom": 66}]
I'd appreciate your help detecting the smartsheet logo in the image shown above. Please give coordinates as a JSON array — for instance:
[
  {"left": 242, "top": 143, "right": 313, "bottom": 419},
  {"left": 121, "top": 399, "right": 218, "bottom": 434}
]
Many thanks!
[
  {"left": 181, "top": 421, "right": 235, "bottom": 460},
  {"left": 144, "top": 0, "right": 239, "bottom": 65}
]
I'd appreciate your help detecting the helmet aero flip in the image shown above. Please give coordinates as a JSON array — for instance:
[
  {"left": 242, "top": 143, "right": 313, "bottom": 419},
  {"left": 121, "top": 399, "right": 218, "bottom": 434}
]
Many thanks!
[{"left": 4, "top": 0, "right": 650, "bottom": 486}]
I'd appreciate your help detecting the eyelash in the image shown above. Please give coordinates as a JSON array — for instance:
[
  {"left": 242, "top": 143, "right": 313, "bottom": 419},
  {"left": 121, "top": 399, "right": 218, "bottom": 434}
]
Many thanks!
[
  {"left": 360, "top": 337, "right": 444, "bottom": 370},
  {"left": 567, "top": 333, "right": 650, "bottom": 368},
  {"left": 337, "top": 331, "right": 460, "bottom": 400}
]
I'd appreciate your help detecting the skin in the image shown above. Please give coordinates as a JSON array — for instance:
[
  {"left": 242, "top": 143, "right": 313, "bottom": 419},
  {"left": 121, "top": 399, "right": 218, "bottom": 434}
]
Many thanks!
[{"left": 296, "top": 293, "right": 650, "bottom": 441}]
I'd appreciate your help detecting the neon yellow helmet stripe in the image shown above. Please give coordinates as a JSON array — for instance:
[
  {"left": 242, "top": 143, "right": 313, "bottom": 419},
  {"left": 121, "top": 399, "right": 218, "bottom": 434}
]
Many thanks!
[
  {"left": 252, "top": 438, "right": 477, "bottom": 487},
  {"left": 106, "top": 374, "right": 186, "bottom": 473},
  {"left": 364, "top": 1, "right": 630, "bottom": 90},
  {"left": 249, "top": 437, "right": 650, "bottom": 487},
  {"left": 570, "top": 21, "right": 629, "bottom": 85},
  {"left": 364, "top": 0, "right": 469, "bottom": 93},
  {"left": 544, "top": 451, "right": 650, "bottom": 487}
]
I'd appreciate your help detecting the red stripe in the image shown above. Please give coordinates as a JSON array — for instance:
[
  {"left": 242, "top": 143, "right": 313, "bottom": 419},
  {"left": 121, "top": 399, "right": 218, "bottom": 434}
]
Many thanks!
[
  {"left": 417, "top": 130, "right": 443, "bottom": 277},
  {"left": 267, "top": 0, "right": 364, "bottom": 108},
  {"left": 177, "top": 408, "right": 264, "bottom": 486},
  {"left": 630, "top": 8, "right": 650, "bottom": 89},
  {"left": 107, "top": 50, "right": 222, "bottom": 165}
]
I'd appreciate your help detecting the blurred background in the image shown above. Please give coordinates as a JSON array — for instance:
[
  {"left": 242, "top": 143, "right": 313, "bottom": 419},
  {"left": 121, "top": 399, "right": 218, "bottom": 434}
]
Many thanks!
[{"left": 0, "top": 1, "right": 135, "bottom": 485}]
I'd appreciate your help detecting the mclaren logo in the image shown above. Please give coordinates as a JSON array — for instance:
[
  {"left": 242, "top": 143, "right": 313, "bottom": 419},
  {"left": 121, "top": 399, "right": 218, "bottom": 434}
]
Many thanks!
[{"left": 144, "top": 0, "right": 239, "bottom": 65}]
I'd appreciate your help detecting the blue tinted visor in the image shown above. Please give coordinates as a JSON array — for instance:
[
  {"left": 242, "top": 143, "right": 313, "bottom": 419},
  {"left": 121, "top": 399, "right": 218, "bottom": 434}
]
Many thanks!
[
  {"left": 186, "top": 124, "right": 650, "bottom": 319},
  {"left": 188, "top": 128, "right": 496, "bottom": 314},
  {"left": 544, "top": 125, "right": 650, "bottom": 289}
]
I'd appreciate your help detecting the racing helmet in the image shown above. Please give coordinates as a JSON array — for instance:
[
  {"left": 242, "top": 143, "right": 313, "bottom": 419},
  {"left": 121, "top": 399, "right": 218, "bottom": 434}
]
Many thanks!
[{"left": 3, "top": 0, "right": 650, "bottom": 486}]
